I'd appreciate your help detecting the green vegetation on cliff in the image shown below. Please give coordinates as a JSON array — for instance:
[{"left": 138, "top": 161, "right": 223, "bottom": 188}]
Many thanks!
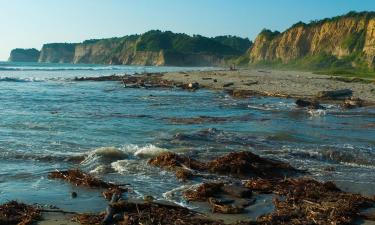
[
  {"left": 10, "top": 30, "right": 251, "bottom": 66},
  {"left": 8, "top": 48, "right": 40, "bottom": 62},
  {"left": 247, "top": 11, "right": 375, "bottom": 77}
]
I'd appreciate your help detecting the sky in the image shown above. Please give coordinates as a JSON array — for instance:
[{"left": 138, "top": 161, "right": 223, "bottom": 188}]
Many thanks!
[{"left": 0, "top": 0, "right": 374, "bottom": 60}]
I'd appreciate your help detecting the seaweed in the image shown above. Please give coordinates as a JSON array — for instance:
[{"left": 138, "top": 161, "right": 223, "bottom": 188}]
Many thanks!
[
  {"left": 245, "top": 178, "right": 375, "bottom": 224},
  {"left": 0, "top": 201, "right": 41, "bottom": 225},
  {"left": 48, "top": 169, "right": 128, "bottom": 200},
  {"left": 149, "top": 151, "right": 299, "bottom": 180}
]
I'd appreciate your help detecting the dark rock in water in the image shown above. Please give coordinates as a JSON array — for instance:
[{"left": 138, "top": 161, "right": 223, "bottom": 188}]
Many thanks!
[
  {"left": 295, "top": 99, "right": 325, "bottom": 109},
  {"left": 342, "top": 97, "right": 364, "bottom": 109},
  {"left": 316, "top": 89, "right": 353, "bottom": 100},
  {"left": 74, "top": 75, "right": 124, "bottom": 81},
  {"left": 71, "top": 191, "right": 78, "bottom": 198},
  {"left": 222, "top": 184, "right": 252, "bottom": 198}
]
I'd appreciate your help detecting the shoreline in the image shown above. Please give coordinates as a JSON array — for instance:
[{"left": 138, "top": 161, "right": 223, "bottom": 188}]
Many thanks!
[{"left": 161, "top": 69, "right": 375, "bottom": 105}]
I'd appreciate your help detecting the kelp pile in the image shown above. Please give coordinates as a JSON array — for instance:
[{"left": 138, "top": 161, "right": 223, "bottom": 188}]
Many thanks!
[
  {"left": 48, "top": 169, "right": 128, "bottom": 200},
  {"left": 244, "top": 178, "right": 375, "bottom": 225},
  {"left": 0, "top": 201, "right": 41, "bottom": 225},
  {"left": 74, "top": 201, "right": 224, "bottom": 225},
  {"left": 148, "top": 151, "right": 299, "bottom": 180}
]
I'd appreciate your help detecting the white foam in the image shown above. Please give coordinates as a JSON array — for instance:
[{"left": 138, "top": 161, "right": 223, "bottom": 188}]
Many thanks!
[
  {"left": 133, "top": 144, "right": 169, "bottom": 158},
  {"left": 308, "top": 109, "right": 326, "bottom": 117}
]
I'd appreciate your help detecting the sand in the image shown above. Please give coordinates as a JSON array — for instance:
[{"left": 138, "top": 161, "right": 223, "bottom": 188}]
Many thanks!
[{"left": 162, "top": 69, "right": 375, "bottom": 103}]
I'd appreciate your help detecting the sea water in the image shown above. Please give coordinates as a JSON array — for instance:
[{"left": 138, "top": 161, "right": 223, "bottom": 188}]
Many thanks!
[{"left": 0, "top": 62, "right": 374, "bottom": 213}]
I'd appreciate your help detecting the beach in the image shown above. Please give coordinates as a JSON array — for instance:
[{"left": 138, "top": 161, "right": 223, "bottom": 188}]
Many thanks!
[{"left": 162, "top": 69, "right": 375, "bottom": 103}]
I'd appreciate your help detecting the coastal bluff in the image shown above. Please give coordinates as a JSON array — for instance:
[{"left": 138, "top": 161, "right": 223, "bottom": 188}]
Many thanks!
[
  {"left": 248, "top": 11, "right": 375, "bottom": 70},
  {"left": 10, "top": 30, "right": 251, "bottom": 66},
  {"left": 8, "top": 48, "right": 40, "bottom": 62}
]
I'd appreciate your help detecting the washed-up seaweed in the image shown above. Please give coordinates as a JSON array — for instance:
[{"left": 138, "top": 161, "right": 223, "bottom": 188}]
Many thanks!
[
  {"left": 184, "top": 182, "right": 253, "bottom": 214},
  {"left": 244, "top": 178, "right": 375, "bottom": 225},
  {"left": 148, "top": 152, "right": 206, "bottom": 180},
  {"left": 48, "top": 169, "right": 128, "bottom": 200},
  {"left": 0, "top": 201, "right": 41, "bottom": 225},
  {"left": 148, "top": 151, "right": 299, "bottom": 180},
  {"left": 74, "top": 201, "right": 224, "bottom": 225}
]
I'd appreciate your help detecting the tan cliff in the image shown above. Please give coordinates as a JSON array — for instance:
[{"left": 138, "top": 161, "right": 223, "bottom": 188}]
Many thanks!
[
  {"left": 13, "top": 30, "right": 251, "bottom": 66},
  {"left": 249, "top": 12, "right": 375, "bottom": 69}
]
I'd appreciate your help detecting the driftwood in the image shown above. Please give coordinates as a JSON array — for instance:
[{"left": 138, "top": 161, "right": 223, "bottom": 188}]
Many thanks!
[{"left": 316, "top": 89, "right": 353, "bottom": 100}]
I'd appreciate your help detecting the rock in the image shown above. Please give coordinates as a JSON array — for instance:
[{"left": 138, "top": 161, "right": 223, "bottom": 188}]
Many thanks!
[
  {"left": 222, "top": 184, "right": 252, "bottom": 198},
  {"left": 342, "top": 97, "right": 364, "bottom": 109},
  {"left": 295, "top": 99, "right": 325, "bottom": 109},
  {"left": 71, "top": 192, "right": 78, "bottom": 198},
  {"left": 316, "top": 89, "right": 353, "bottom": 100},
  {"left": 223, "top": 82, "right": 234, "bottom": 87},
  {"left": 188, "top": 82, "right": 199, "bottom": 89}
]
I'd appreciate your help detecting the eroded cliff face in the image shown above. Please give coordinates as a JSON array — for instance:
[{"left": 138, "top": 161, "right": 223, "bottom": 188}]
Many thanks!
[
  {"left": 249, "top": 12, "right": 375, "bottom": 69},
  {"left": 26, "top": 31, "right": 250, "bottom": 66}
]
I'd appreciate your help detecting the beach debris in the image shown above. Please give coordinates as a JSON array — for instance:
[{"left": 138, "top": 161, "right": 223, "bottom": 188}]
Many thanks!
[
  {"left": 227, "top": 89, "right": 258, "bottom": 98},
  {"left": 244, "top": 178, "right": 375, "bottom": 224},
  {"left": 208, "top": 197, "right": 245, "bottom": 214},
  {"left": 184, "top": 182, "right": 224, "bottom": 201},
  {"left": 149, "top": 151, "right": 299, "bottom": 180},
  {"left": 148, "top": 152, "right": 205, "bottom": 180},
  {"left": 48, "top": 169, "right": 128, "bottom": 200},
  {"left": 342, "top": 97, "right": 364, "bottom": 109},
  {"left": 188, "top": 82, "right": 200, "bottom": 90},
  {"left": 184, "top": 182, "right": 254, "bottom": 214},
  {"left": 74, "top": 200, "right": 224, "bottom": 225},
  {"left": 223, "top": 82, "right": 234, "bottom": 87},
  {"left": 295, "top": 99, "right": 325, "bottom": 110},
  {"left": 205, "top": 151, "right": 298, "bottom": 178},
  {"left": 0, "top": 201, "right": 41, "bottom": 225},
  {"left": 316, "top": 89, "right": 353, "bottom": 100}
]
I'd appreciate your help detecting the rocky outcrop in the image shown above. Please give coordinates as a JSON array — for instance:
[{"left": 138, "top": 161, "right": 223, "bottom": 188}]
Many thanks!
[
  {"left": 9, "top": 31, "right": 251, "bottom": 66},
  {"left": 249, "top": 11, "right": 375, "bottom": 69},
  {"left": 8, "top": 48, "right": 40, "bottom": 62},
  {"left": 38, "top": 43, "right": 76, "bottom": 63}
]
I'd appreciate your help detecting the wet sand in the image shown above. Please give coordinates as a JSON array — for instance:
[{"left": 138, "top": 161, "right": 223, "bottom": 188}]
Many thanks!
[{"left": 162, "top": 69, "right": 375, "bottom": 103}]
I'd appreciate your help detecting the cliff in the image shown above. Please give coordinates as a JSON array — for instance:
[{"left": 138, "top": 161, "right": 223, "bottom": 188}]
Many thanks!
[
  {"left": 10, "top": 31, "right": 251, "bottom": 66},
  {"left": 8, "top": 48, "right": 40, "bottom": 62},
  {"left": 249, "top": 11, "right": 375, "bottom": 70}
]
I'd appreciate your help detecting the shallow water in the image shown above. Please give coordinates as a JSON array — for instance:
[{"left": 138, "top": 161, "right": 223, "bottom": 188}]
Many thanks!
[{"left": 0, "top": 62, "right": 374, "bottom": 214}]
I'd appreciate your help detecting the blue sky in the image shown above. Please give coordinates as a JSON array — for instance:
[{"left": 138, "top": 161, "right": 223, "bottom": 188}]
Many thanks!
[{"left": 0, "top": 0, "right": 374, "bottom": 60}]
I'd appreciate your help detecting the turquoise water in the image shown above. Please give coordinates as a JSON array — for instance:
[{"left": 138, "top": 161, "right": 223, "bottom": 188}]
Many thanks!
[{"left": 0, "top": 62, "right": 374, "bottom": 213}]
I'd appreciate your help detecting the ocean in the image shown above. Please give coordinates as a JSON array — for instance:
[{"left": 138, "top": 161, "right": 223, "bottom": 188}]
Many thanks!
[{"left": 0, "top": 62, "right": 374, "bottom": 214}]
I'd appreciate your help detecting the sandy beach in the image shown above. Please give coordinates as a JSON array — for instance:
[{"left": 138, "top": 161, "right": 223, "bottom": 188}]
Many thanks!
[{"left": 162, "top": 69, "right": 375, "bottom": 103}]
